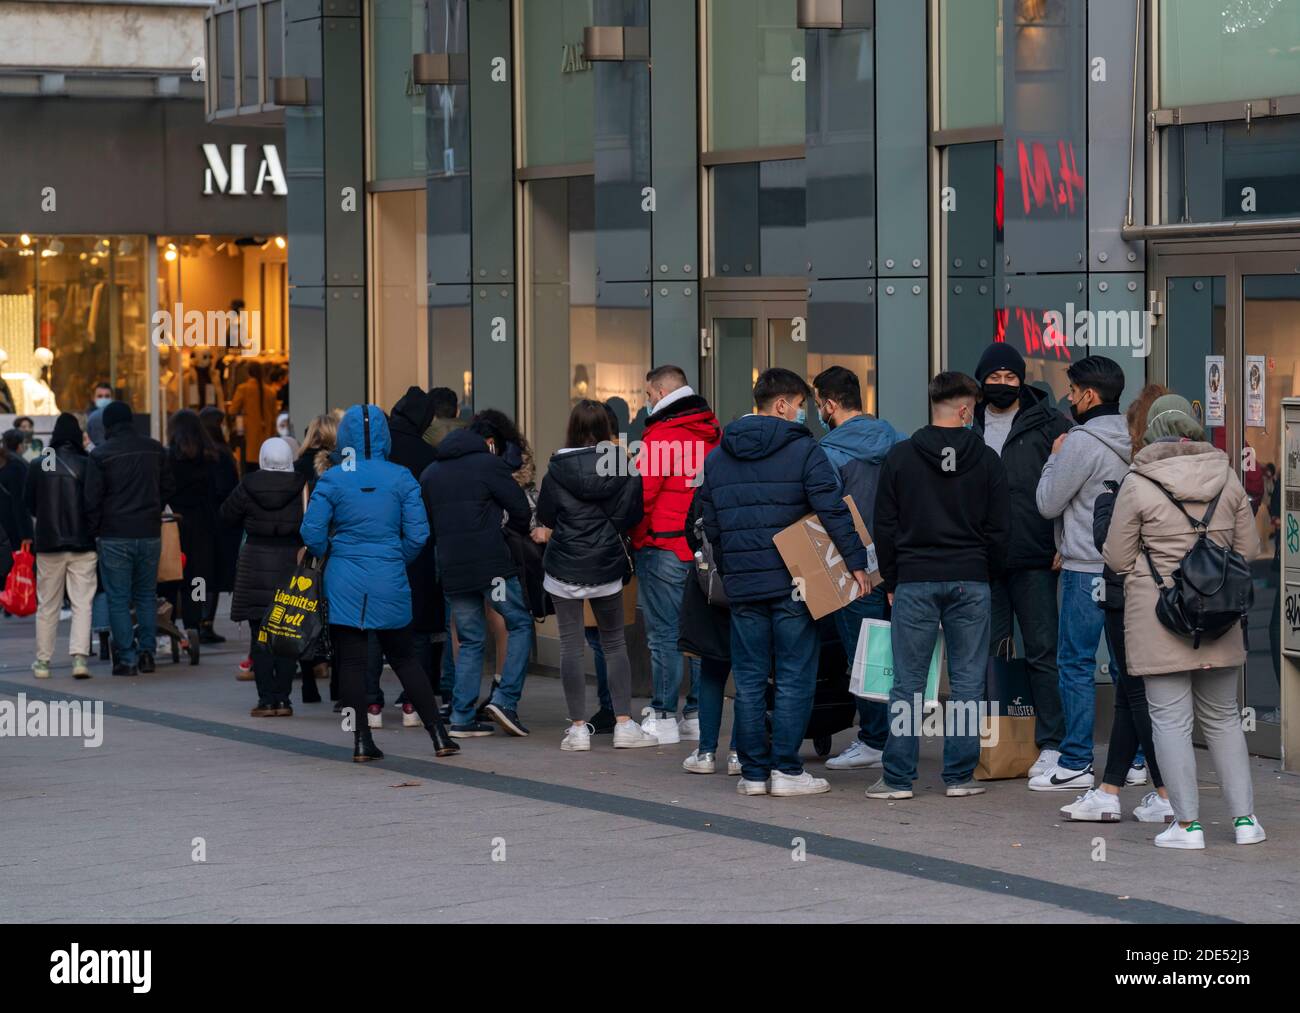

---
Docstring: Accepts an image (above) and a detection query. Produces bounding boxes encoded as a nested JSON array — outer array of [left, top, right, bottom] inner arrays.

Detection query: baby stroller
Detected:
[[151, 596, 201, 666], [765, 616, 857, 759]]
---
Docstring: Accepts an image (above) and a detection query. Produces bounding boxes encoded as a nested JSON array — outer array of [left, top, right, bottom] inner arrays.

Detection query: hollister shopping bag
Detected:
[[975, 640, 1039, 781], [259, 555, 329, 660], [848, 618, 942, 711]]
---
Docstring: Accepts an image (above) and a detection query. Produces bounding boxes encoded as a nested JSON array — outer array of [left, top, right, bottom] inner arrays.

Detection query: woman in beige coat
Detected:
[[1102, 395, 1265, 851]]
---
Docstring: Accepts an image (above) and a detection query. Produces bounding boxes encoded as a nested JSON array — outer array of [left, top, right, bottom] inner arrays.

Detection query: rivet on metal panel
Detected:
[[912, 286, 921, 296], [885, 259, 895, 269], [1098, 252, 1109, 263], [954, 259, 963, 269], [1099, 282, 1109, 293], [684, 288, 693, 296], [1128, 281, 1138, 291], [954, 285, 963, 295], [979, 286, 988, 295], [912, 259, 922, 269], [1128, 252, 1138, 262], [885, 286, 895, 296]]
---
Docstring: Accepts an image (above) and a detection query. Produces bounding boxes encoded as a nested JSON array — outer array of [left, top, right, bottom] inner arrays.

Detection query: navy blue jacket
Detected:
[[420, 428, 530, 595], [699, 415, 869, 604]]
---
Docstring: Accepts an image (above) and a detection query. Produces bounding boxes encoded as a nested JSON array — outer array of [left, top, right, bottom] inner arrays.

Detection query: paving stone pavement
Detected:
[[1, 614, 1296, 924]]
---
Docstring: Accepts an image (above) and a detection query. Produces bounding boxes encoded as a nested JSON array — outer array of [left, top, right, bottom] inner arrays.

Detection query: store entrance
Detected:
[[1154, 245, 1300, 757]]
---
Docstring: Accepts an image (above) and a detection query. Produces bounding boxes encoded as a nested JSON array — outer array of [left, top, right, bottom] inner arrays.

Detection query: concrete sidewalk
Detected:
[[1, 613, 1296, 923]]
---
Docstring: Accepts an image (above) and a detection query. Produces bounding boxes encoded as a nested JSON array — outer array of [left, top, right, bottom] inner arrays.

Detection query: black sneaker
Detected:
[[137, 651, 156, 674], [449, 720, 496, 739], [484, 703, 529, 737], [111, 663, 138, 677], [588, 707, 616, 735]]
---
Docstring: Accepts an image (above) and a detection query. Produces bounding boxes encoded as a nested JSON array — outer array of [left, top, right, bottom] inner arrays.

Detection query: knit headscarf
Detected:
[[258, 437, 295, 473], [1144, 394, 1206, 444]]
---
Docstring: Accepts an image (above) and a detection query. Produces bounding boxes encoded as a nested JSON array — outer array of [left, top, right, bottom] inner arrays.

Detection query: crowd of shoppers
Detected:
[[16, 355, 1269, 851]]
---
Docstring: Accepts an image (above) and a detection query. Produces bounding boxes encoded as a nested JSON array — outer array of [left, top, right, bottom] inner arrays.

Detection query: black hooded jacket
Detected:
[[537, 447, 643, 587], [85, 421, 175, 539], [388, 388, 443, 631], [973, 383, 1071, 570], [220, 467, 307, 623], [873, 425, 1010, 591], [24, 417, 94, 553]]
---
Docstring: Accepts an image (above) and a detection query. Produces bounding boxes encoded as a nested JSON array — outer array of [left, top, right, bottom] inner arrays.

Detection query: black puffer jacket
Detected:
[[24, 445, 94, 553], [85, 422, 175, 539], [973, 383, 1071, 570], [220, 468, 307, 624], [388, 388, 443, 632], [537, 447, 643, 586], [420, 428, 530, 595]]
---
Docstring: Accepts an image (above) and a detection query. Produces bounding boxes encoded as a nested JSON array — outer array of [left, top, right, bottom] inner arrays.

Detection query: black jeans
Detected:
[[332, 624, 441, 731], [990, 568, 1064, 751], [1100, 609, 1163, 790], [364, 630, 438, 708], [249, 620, 298, 705]]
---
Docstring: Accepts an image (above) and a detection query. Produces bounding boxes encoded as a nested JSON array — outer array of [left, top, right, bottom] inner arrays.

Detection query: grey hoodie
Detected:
[[1035, 412, 1131, 573]]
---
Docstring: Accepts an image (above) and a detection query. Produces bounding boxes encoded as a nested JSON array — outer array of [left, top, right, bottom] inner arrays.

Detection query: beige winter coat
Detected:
[[1102, 441, 1258, 676]]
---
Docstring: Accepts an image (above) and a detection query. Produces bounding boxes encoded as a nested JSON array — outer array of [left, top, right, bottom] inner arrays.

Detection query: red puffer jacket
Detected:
[[631, 394, 721, 561]]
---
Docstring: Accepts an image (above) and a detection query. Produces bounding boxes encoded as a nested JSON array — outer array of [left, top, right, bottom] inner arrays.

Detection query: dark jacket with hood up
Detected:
[[388, 387, 444, 632], [699, 415, 868, 604], [85, 420, 175, 540], [873, 426, 1010, 592], [24, 415, 94, 554], [221, 465, 307, 623], [420, 427, 530, 595], [537, 446, 643, 587], [973, 383, 1071, 570]]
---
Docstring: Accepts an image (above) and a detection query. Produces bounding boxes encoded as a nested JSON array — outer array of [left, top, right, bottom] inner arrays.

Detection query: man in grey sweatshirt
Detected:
[[1032, 356, 1131, 792]]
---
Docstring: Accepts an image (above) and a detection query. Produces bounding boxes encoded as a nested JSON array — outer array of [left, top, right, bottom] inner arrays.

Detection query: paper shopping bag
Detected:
[[975, 642, 1040, 781], [849, 618, 942, 711]]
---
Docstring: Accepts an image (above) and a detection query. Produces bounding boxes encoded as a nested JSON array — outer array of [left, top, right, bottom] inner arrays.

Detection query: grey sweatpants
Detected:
[[1143, 667, 1254, 823], [554, 592, 631, 720]]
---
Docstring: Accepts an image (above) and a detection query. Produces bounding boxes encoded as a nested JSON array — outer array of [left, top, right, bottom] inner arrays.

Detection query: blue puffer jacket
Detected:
[[699, 414, 869, 604], [301, 404, 429, 629]]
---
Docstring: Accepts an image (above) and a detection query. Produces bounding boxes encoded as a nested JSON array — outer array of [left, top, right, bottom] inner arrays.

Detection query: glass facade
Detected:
[[938, 0, 1003, 129], [708, 0, 805, 151], [1166, 114, 1300, 222], [521, 0, 595, 168], [370, 0, 428, 181], [1160, 0, 1300, 108]]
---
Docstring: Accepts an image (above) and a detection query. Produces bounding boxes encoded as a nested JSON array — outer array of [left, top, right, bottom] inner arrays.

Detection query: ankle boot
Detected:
[[426, 717, 460, 758], [302, 670, 322, 704], [353, 726, 384, 763]]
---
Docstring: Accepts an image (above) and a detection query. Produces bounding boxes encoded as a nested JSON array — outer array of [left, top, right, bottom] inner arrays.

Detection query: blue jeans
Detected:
[[1057, 569, 1106, 772], [730, 596, 819, 781], [446, 578, 534, 725], [97, 537, 161, 667], [882, 581, 991, 789], [440, 597, 455, 698], [834, 587, 890, 750], [589, 627, 613, 713], [697, 655, 737, 755], [636, 547, 699, 717]]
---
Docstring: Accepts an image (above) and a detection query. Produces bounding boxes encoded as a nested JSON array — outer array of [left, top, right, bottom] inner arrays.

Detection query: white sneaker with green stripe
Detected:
[[1234, 815, 1266, 846], [1154, 820, 1205, 850]]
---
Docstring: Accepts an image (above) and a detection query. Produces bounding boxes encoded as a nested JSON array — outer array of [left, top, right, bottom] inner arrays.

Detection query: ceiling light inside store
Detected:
[[19, 234, 31, 246], [89, 256, 99, 265], [274, 236, 286, 249]]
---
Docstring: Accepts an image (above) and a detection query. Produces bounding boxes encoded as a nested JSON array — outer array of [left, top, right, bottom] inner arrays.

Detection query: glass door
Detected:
[[703, 291, 807, 424]]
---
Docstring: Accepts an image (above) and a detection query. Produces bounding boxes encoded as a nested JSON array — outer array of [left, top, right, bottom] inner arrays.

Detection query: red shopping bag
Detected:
[[0, 540, 36, 616]]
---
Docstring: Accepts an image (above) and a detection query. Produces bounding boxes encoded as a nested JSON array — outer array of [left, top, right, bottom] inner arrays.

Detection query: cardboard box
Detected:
[[773, 496, 883, 621]]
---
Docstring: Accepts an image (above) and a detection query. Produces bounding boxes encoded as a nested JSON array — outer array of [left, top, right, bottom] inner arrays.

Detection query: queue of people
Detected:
[[17, 355, 1268, 851]]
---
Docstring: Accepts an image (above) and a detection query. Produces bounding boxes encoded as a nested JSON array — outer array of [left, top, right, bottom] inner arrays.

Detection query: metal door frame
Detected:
[[701, 282, 808, 416]]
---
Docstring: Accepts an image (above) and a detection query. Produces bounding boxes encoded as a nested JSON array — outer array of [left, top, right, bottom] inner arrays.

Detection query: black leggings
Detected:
[[249, 620, 299, 705], [332, 625, 440, 731], [1101, 609, 1164, 790]]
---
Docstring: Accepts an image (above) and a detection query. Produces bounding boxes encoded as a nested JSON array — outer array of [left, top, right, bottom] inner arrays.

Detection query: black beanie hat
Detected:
[[102, 400, 133, 430], [50, 412, 83, 450], [975, 342, 1026, 384]]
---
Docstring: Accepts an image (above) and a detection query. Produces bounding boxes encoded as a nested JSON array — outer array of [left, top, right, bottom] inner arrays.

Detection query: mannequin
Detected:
[[21, 346, 59, 415], [0, 349, 16, 414]]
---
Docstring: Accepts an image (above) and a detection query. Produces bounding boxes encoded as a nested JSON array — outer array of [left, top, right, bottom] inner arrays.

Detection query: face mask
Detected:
[[277, 424, 291, 438], [95, 397, 111, 411], [982, 383, 1019, 410], [794, 407, 807, 426], [1069, 393, 1090, 423]]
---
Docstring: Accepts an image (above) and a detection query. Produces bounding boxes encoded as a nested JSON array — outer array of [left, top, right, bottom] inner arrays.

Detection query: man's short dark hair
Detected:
[[429, 387, 459, 420], [928, 372, 980, 405], [1067, 356, 1126, 405], [93, 380, 112, 393], [2, 429, 24, 453], [646, 365, 689, 388], [753, 368, 811, 412], [813, 366, 863, 412]]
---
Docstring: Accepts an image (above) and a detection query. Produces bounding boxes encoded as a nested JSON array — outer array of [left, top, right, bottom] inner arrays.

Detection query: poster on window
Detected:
[[1246, 356, 1267, 429], [1205, 356, 1226, 427]]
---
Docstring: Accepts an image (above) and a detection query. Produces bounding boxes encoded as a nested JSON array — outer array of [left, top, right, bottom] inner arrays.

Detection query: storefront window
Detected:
[[264, 1, 283, 97], [938, 0, 1003, 130], [1160, 0, 1300, 108], [0, 234, 149, 419], [240, 5, 259, 106], [217, 11, 237, 109], [521, 0, 595, 168], [708, 0, 804, 151], [713, 159, 806, 277], [371, 191, 429, 412], [1166, 114, 1300, 222], [370, 0, 427, 181]]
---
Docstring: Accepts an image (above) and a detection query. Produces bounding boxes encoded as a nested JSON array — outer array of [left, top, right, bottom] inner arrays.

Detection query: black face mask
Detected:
[[982, 383, 1020, 410]]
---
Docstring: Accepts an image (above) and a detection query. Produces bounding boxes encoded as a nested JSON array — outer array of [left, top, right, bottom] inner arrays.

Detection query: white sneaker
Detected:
[[1126, 763, 1149, 786], [561, 723, 593, 752], [401, 704, 420, 728], [1234, 815, 1266, 845], [825, 740, 883, 770], [1059, 788, 1122, 822], [736, 778, 768, 796], [727, 751, 742, 776], [1155, 821, 1205, 850], [614, 719, 659, 749], [677, 717, 700, 741], [367, 708, 382, 730], [640, 707, 680, 745], [769, 770, 831, 797], [682, 749, 715, 774], [1028, 748, 1061, 779], [1133, 791, 1176, 824], [1028, 763, 1094, 792]]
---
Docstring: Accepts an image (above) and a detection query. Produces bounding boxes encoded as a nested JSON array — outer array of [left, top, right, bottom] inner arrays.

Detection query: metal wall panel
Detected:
[[326, 286, 367, 408], [652, 283, 700, 389], [285, 14, 324, 289], [322, 14, 365, 290], [1090, 272, 1148, 411], [1087, 0, 1144, 273], [875, 0, 927, 278], [289, 284, 326, 434], [469, 0, 514, 285], [472, 285, 516, 412], [878, 277, 930, 435]]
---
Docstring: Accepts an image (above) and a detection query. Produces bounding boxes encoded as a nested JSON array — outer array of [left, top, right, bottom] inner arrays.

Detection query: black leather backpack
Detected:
[[1138, 474, 1254, 649]]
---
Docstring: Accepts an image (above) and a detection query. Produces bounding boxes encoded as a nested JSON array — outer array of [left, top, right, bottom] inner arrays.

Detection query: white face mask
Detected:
[[277, 423, 291, 438]]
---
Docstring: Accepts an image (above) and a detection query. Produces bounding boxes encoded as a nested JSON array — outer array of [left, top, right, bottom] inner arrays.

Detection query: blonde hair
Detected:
[[300, 412, 340, 475]]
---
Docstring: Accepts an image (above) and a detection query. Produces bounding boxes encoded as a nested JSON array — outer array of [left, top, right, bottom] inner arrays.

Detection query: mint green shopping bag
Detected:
[[848, 618, 942, 710]]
